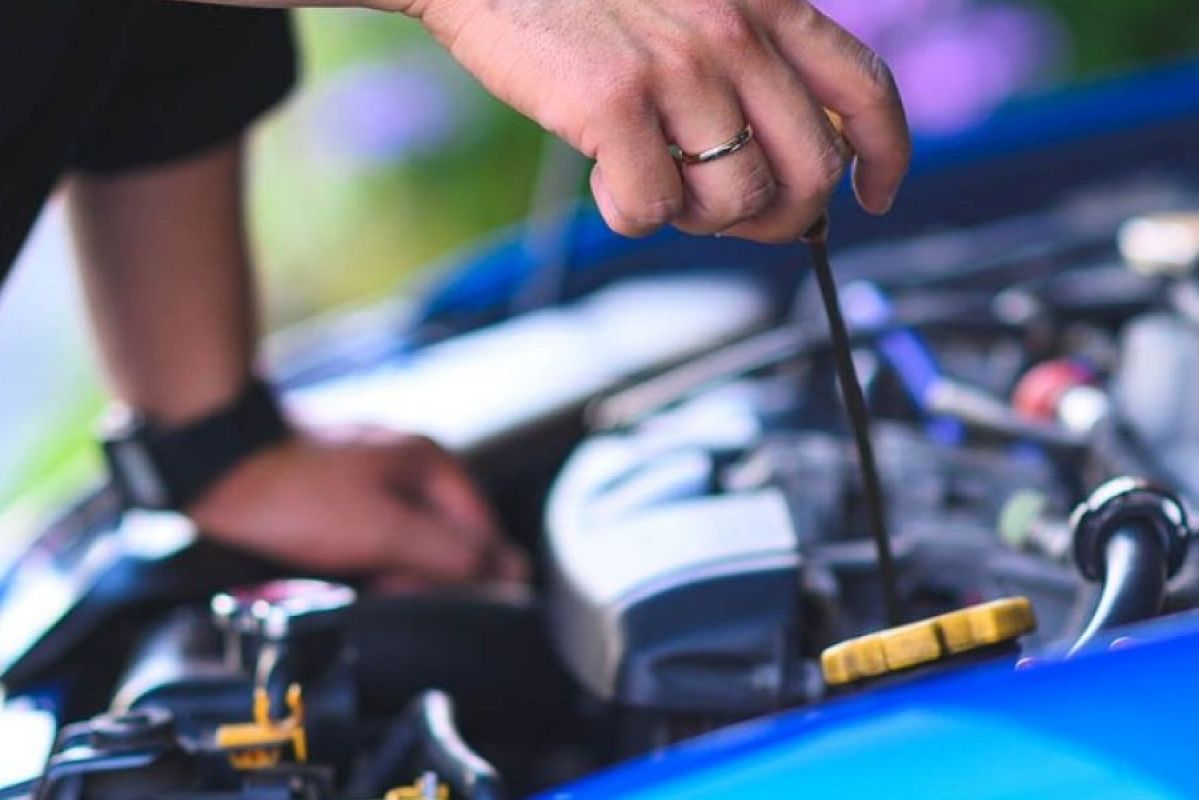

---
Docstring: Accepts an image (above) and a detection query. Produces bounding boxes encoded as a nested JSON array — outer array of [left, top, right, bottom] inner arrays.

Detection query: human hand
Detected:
[[187, 426, 529, 591], [392, 0, 909, 242]]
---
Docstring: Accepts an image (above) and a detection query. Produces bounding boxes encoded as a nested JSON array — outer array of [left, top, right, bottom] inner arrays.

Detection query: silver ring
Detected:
[[669, 125, 753, 165]]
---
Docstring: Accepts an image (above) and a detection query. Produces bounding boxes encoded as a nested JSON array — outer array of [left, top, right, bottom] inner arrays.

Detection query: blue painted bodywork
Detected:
[[413, 60, 1199, 334], [543, 614, 1199, 800]]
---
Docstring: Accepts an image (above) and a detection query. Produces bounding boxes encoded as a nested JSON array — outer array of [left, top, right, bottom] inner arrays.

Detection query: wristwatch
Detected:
[[100, 376, 289, 511]]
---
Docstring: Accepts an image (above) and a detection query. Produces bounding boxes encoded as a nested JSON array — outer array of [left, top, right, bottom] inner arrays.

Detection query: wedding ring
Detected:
[[669, 125, 754, 165]]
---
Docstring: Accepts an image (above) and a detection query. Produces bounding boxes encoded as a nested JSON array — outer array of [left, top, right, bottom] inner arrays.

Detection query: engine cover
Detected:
[[545, 388, 802, 715]]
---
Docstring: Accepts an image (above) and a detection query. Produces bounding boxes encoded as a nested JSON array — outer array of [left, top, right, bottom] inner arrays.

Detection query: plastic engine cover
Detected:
[[544, 391, 801, 714]]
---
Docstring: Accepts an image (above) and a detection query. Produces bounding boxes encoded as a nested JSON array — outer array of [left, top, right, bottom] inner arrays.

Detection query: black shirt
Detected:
[[0, 0, 296, 280]]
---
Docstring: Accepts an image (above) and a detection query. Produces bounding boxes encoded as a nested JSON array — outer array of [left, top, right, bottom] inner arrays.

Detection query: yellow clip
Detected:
[[821, 597, 1036, 687], [215, 684, 309, 770], [385, 773, 450, 800]]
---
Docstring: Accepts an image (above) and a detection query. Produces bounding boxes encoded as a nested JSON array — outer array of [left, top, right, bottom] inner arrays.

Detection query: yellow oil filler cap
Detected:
[[821, 597, 1036, 687]]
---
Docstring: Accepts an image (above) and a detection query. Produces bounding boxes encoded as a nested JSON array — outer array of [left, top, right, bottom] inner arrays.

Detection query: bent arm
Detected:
[[68, 141, 257, 425], [66, 140, 526, 584]]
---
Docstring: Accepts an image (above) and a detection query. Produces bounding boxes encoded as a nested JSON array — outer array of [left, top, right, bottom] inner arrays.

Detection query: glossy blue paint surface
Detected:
[[907, 59, 1199, 175], [539, 613, 1199, 800]]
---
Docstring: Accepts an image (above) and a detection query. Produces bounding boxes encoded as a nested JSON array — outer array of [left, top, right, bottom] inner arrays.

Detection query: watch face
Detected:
[[98, 403, 143, 438], [100, 404, 170, 509], [103, 438, 169, 510]]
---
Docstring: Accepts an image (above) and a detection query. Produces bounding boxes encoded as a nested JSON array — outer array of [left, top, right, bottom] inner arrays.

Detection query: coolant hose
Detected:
[[1067, 477, 1190, 656], [1068, 523, 1167, 655]]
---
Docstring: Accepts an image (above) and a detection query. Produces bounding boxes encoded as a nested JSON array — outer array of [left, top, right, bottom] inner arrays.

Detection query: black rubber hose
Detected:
[[1068, 523, 1167, 655], [346, 713, 419, 797]]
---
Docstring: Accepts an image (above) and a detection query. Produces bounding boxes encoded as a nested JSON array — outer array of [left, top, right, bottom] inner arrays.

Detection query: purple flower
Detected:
[[814, 0, 1066, 134], [816, 0, 956, 48], [297, 53, 480, 170]]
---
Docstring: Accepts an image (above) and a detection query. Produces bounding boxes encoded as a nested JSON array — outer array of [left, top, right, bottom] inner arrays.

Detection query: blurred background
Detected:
[[0, 0, 1197, 526]]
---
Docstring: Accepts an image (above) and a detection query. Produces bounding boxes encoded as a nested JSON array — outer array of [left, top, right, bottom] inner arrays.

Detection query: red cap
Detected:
[[1012, 360, 1094, 421]]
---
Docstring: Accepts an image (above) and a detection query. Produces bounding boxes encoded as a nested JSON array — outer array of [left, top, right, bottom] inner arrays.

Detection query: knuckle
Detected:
[[784, 0, 821, 35], [652, 41, 708, 84], [699, 5, 760, 49], [599, 54, 655, 110]]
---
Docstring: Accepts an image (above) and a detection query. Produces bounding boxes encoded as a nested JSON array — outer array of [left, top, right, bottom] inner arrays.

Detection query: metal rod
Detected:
[[805, 216, 902, 626]]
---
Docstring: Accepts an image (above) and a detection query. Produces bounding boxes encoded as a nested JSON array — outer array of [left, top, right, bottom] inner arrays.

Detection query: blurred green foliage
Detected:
[[251, 10, 549, 324], [1043, 0, 1199, 75]]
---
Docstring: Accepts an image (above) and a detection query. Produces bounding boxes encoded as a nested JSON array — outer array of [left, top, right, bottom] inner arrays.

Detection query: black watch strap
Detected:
[[102, 377, 289, 511]]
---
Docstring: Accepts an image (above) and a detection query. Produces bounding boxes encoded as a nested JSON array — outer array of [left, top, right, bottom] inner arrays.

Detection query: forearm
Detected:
[[67, 142, 260, 425], [65, 139, 522, 583]]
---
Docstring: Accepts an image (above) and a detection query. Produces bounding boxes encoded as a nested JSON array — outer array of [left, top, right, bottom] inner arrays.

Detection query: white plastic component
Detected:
[[1118, 212, 1199, 277], [0, 703, 56, 786], [285, 275, 768, 451]]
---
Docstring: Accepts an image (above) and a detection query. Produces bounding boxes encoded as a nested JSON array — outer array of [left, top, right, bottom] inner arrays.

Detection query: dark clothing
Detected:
[[0, 1, 296, 279]]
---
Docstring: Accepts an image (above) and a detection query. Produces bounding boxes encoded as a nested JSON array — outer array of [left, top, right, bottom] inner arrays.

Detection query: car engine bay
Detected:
[[4, 67, 1199, 800]]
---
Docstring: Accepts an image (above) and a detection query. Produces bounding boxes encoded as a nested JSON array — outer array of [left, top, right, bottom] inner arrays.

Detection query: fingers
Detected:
[[379, 503, 529, 585], [378, 502, 507, 583], [401, 436, 499, 536], [369, 548, 527, 596], [378, 436, 531, 583], [369, 572, 431, 595], [723, 47, 849, 242], [772, 2, 910, 213], [586, 8, 906, 240], [657, 72, 776, 235], [589, 95, 683, 238]]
